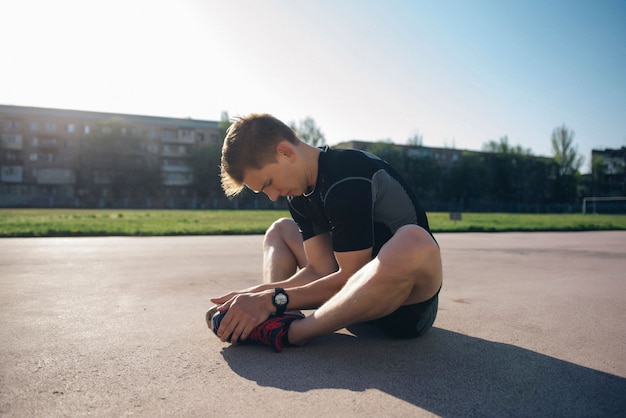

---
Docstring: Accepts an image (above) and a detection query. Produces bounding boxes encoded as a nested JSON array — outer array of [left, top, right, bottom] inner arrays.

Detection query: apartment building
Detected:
[[0, 105, 221, 207], [591, 147, 626, 196], [335, 140, 469, 168]]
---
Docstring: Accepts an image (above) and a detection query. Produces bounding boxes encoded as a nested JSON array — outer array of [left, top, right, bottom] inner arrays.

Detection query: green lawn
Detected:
[[0, 209, 624, 237], [426, 212, 626, 232]]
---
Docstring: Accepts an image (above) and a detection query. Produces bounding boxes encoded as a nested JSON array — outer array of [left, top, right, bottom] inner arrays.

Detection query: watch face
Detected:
[[275, 293, 288, 306]]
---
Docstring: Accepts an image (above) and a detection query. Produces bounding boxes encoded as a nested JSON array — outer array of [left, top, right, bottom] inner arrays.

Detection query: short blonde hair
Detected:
[[220, 113, 299, 196]]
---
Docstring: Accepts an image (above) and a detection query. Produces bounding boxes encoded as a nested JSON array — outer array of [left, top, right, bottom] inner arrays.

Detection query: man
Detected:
[[207, 113, 442, 352]]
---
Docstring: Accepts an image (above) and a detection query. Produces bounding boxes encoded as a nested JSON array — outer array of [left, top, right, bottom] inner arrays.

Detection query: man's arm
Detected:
[[212, 232, 337, 302], [285, 245, 371, 309], [239, 233, 371, 309], [259, 232, 339, 290], [217, 232, 369, 308], [208, 233, 335, 342], [210, 232, 372, 343]]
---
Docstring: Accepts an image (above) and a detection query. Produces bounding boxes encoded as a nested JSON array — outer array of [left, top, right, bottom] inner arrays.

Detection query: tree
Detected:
[[190, 143, 222, 200], [407, 132, 423, 147], [406, 154, 442, 202], [590, 155, 607, 197], [551, 125, 583, 176], [482, 135, 531, 155], [479, 136, 535, 209], [367, 142, 406, 174], [218, 111, 231, 140], [443, 153, 492, 210], [550, 125, 584, 205], [290, 117, 326, 146]]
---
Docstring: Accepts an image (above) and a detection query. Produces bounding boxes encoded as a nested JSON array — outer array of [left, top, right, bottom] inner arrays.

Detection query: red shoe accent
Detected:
[[244, 313, 304, 352]]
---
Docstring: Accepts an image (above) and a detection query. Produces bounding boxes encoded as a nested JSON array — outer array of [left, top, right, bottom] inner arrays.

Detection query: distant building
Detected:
[[335, 140, 474, 168], [0, 105, 221, 207], [591, 146, 626, 197]]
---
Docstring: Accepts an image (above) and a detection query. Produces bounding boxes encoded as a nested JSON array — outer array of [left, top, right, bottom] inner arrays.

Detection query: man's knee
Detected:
[[376, 225, 442, 299], [264, 218, 299, 245], [380, 225, 439, 265]]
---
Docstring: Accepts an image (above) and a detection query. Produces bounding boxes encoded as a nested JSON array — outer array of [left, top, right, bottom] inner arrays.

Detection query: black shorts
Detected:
[[372, 289, 440, 339]]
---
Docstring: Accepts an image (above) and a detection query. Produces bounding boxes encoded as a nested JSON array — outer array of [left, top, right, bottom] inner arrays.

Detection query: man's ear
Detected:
[[276, 141, 296, 160]]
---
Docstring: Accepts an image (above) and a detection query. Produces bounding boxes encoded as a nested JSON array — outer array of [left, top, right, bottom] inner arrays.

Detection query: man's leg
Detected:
[[288, 225, 442, 346], [262, 218, 307, 283], [207, 218, 303, 333], [209, 218, 307, 352]]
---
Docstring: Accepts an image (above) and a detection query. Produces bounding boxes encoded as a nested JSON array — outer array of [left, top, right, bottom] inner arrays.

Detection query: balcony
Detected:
[[161, 162, 192, 173], [36, 168, 75, 185], [1, 134, 23, 150], [162, 172, 193, 186], [38, 138, 60, 149], [160, 129, 197, 145], [161, 146, 188, 157], [1, 165, 23, 182]]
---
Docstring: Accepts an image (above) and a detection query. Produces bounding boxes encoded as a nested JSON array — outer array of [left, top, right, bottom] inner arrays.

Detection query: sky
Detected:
[[2, 0, 625, 173]]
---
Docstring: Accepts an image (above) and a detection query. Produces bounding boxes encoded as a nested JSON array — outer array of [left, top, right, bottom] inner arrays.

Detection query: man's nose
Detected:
[[264, 189, 279, 202]]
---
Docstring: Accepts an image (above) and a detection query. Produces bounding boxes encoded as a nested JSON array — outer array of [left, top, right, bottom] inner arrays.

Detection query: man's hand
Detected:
[[209, 291, 274, 343]]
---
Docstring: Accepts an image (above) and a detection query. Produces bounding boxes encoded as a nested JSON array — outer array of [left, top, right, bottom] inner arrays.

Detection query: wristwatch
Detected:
[[273, 288, 289, 315]]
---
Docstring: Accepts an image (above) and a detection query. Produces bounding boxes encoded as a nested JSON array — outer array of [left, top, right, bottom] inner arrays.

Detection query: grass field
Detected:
[[0, 209, 625, 237]]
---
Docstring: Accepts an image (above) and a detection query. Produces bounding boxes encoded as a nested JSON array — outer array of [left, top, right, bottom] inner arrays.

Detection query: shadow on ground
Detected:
[[220, 327, 626, 417]]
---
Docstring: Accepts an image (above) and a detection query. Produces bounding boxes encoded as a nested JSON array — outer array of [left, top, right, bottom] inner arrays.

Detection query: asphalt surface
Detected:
[[1, 231, 625, 417]]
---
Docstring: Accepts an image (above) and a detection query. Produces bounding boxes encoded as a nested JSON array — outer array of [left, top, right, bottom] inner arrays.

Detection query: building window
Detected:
[[1, 134, 23, 148], [1, 166, 23, 182], [67, 123, 75, 133], [84, 125, 90, 134], [41, 138, 58, 147], [45, 123, 57, 132], [30, 122, 39, 131], [3, 120, 21, 130], [42, 153, 54, 162]]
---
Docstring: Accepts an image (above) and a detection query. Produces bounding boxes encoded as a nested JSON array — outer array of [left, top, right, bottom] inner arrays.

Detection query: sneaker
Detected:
[[206, 306, 219, 329], [206, 306, 304, 352], [206, 306, 232, 341], [245, 312, 305, 352]]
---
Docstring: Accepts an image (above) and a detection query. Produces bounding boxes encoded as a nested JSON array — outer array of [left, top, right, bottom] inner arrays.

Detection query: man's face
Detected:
[[242, 148, 307, 202]]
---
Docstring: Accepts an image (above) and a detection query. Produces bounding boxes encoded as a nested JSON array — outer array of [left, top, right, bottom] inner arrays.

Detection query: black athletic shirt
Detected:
[[288, 147, 432, 256]]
